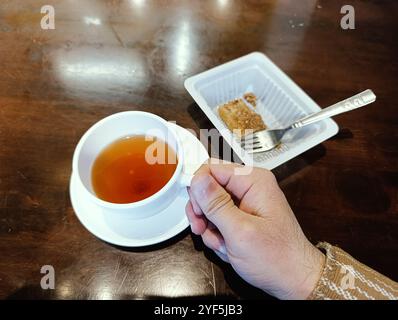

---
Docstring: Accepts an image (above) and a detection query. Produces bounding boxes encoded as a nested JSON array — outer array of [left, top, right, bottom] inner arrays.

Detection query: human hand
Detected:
[[186, 159, 325, 300]]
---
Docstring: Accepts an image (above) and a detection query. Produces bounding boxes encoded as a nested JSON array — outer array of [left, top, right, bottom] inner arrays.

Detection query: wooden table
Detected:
[[0, 0, 397, 299]]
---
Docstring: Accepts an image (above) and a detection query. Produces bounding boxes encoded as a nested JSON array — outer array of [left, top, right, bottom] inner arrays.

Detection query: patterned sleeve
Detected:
[[308, 242, 398, 300]]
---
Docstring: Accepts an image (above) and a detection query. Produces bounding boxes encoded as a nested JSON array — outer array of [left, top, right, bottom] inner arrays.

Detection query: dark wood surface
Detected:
[[0, 0, 397, 299]]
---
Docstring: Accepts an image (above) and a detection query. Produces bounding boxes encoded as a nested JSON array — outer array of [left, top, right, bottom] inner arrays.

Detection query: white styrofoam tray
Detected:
[[184, 52, 339, 169]]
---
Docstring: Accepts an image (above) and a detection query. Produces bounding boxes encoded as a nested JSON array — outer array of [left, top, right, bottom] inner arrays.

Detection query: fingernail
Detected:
[[188, 189, 202, 216], [191, 174, 211, 200], [218, 244, 227, 255]]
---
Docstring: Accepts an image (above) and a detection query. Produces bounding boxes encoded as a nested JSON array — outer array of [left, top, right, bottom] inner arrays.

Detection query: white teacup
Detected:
[[72, 111, 193, 219]]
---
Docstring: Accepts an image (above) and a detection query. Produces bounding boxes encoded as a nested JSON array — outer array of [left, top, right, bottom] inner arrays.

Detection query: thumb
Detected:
[[190, 172, 243, 235]]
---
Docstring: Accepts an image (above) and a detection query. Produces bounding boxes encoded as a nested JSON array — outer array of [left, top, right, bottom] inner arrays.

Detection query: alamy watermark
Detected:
[[341, 5, 355, 30], [39, 5, 356, 31], [340, 265, 356, 290], [40, 265, 55, 289], [143, 125, 255, 176], [40, 5, 55, 30]]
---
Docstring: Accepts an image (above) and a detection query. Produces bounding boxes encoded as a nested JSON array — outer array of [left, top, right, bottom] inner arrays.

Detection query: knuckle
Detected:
[[206, 192, 233, 217], [262, 168, 276, 180], [253, 167, 277, 184]]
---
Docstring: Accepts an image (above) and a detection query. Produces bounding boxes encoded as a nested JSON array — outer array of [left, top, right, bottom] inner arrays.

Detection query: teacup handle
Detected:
[[179, 173, 194, 188]]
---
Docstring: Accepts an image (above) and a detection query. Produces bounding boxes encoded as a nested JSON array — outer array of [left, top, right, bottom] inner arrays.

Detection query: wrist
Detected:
[[275, 242, 325, 300], [291, 244, 325, 300]]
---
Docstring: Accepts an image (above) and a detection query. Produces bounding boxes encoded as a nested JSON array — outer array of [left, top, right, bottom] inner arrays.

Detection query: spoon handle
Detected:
[[290, 89, 376, 129]]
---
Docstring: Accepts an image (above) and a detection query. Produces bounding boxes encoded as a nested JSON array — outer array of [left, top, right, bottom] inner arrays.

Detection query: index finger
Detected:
[[195, 159, 266, 201]]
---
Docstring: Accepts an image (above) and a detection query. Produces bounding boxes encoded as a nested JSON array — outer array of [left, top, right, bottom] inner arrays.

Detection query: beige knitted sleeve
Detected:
[[308, 242, 398, 300]]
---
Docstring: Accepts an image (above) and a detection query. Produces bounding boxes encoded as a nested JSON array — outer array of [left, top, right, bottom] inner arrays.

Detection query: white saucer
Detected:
[[69, 123, 209, 247]]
